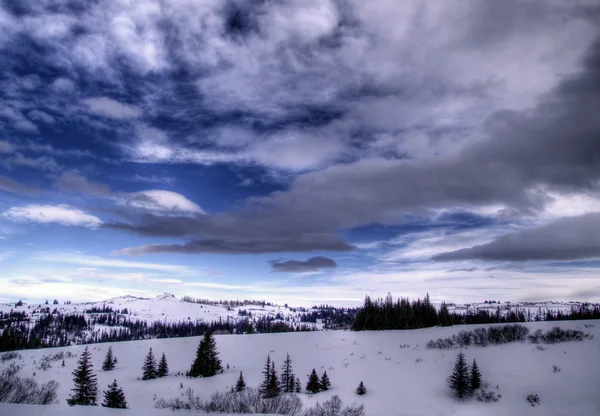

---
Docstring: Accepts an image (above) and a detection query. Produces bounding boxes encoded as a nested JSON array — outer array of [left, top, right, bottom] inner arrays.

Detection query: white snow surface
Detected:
[[1, 319, 599, 416]]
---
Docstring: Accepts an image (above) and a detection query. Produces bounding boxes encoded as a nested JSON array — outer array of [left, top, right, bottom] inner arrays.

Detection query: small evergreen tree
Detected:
[[157, 353, 169, 377], [295, 376, 302, 393], [306, 369, 321, 394], [280, 353, 295, 393], [101, 379, 128, 409], [102, 346, 116, 371], [66, 346, 98, 406], [142, 347, 157, 380], [235, 371, 246, 392], [447, 351, 471, 399], [320, 371, 331, 391], [470, 359, 481, 391], [356, 381, 366, 395], [189, 331, 222, 377]]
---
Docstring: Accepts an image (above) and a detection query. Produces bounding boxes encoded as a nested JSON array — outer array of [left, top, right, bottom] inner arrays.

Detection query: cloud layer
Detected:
[[270, 256, 337, 273]]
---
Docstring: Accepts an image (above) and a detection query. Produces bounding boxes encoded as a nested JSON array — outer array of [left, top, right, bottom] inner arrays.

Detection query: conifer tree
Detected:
[[235, 371, 246, 392], [142, 347, 157, 380], [439, 302, 453, 327], [101, 379, 128, 409], [259, 355, 272, 396], [469, 359, 481, 391], [306, 369, 321, 394], [266, 360, 281, 398], [157, 353, 169, 377], [447, 351, 471, 399], [66, 346, 98, 406], [280, 353, 295, 393], [189, 331, 222, 377], [320, 371, 331, 391], [102, 346, 116, 371], [295, 376, 302, 393], [356, 381, 366, 395]]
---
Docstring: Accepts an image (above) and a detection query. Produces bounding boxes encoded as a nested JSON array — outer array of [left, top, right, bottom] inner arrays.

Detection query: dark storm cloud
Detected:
[[116, 236, 353, 255], [269, 256, 337, 273], [433, 213, 600, 262]]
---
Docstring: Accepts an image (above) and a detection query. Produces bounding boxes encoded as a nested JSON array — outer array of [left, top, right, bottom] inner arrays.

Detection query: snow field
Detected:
[[1, 319, 599, 415]]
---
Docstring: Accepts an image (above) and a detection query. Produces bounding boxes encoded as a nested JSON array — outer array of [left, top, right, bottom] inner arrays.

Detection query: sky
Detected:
[[1, 0, 600, 306]]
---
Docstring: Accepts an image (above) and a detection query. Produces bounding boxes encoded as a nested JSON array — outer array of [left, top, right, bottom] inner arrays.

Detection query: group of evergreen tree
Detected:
[[188, 331, 222, 378], [66, 346, 127, 408], [447, 351, 482, 399], [142, 348, 169, 380], [305, 369, 331, 394], [259, 355, 281, 398], [352, 293, 440, 330]]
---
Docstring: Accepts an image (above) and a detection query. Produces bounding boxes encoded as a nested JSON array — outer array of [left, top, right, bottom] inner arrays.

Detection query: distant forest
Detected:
[[352, 293, 600, 331], [1, 295, 600, 352]]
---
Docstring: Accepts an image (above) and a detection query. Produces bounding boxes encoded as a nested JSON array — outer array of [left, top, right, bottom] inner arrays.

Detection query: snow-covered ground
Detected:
[[1, 319, 598, 415]]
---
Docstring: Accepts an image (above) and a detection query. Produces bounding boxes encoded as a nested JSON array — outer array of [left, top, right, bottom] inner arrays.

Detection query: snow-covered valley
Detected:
[[1, 319, 598, 416]]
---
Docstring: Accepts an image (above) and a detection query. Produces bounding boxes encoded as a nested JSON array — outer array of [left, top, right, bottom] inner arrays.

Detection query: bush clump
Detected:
[[528, 327, 592, 344], [427, 324, 530, 349], [156, 387, 303, 415], [0, 367, 59, 404]]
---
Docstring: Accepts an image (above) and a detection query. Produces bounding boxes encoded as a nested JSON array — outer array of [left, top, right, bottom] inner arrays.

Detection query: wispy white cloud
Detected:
[[83, 97, 141, 119], [3, 205, 102, 228], [33, 252, 191, 273]]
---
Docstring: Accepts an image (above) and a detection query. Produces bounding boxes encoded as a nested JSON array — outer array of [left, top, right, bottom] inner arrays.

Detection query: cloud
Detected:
[[3, 204, 103, 228], [7, 153, 63, 172], [270, 256, 337, 273], [0, 175, 41, 196], [54, 170, 111, 196], [27, 110, 55, 124], [119, 190, 205, 215], [130, 174, 176, 185], [433, 213, 600, 262], [34, 252, 190, 273], [0, 140, 15, 153], [116, 235, 354, 255], [83, 97, 141, 119]]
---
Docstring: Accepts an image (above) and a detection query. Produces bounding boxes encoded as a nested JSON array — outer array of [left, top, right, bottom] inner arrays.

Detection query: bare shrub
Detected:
[[0, 352, 22, 363], [303, 395, 365, 416], [552, 365, 561, 373], [527, 394, 540, 406], [528, 327, 591, 344], [156, 387, 303, 415], [474, 388, 501, 402], [0, 368, 59, 404]]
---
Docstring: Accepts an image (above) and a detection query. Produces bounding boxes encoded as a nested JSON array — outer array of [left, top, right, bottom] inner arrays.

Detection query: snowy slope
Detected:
[[0, 294, 307, 325], [1, 320, 599, 416]]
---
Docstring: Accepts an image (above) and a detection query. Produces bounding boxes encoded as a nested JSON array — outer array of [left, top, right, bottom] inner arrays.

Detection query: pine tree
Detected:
[[306, 369, 321, 394], [259, 355, 272, 396], [356, 381, 366, 395], [189, 331, 222, 377], [101, 379, 128, 409], [280, 353, 295, 393], [439, 302, 453, 327], [266, 360, 281, 398], [157, 353, 169, 377], [470, 359, 481, 391], [102, 346, 116, 371], [66, 346, 98, 406], [235, 371, 246, 392], [320, 371, 331, 391], [142, 347, 157, 380], [295, 376, 302, 393], [447, 351, 471, 399]]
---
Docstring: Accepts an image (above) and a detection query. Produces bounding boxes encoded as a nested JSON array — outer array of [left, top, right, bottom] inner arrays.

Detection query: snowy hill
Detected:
[[1, 319, 598, 415]]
